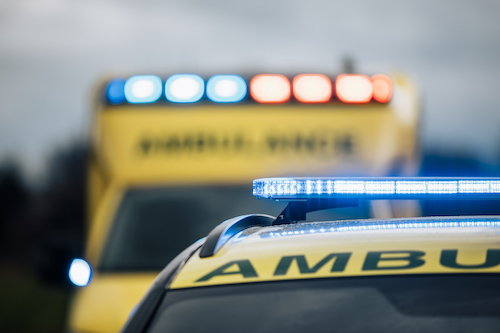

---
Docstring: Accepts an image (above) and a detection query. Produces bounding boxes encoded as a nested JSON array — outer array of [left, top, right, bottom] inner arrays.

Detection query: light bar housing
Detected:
[[253, 177, 500, 200], [106, 73, 394, 104]]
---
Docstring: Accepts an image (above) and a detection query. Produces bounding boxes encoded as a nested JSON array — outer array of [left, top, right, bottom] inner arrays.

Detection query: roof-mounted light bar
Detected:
[[107, 73, 393, 104], [253, 177, 500, 200]]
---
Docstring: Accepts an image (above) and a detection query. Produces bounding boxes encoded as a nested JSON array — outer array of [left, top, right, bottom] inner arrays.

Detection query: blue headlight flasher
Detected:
[[124, 75, 162, 103], [106, 78, 126, 104], [206, 75, 247, 103], [68, 258, 92, 287], [165, 74, 204, 103], [253, 177, 500, 200]]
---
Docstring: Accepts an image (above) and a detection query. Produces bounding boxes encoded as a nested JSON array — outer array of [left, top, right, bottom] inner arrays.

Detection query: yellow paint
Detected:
[[170, 226, 500, 289], [68, 273, 156, 333], [94, 104, 417, 184]]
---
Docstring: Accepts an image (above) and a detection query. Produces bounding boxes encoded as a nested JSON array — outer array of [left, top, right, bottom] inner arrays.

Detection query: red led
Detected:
[[372, 74, 392, 103], [292, 74, 332, 103], [335, 74, 373, 103], [250, 75, 291, 103]]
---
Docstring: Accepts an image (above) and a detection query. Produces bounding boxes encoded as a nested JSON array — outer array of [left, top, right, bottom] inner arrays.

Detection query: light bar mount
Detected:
[[274, 198, 358, 224]]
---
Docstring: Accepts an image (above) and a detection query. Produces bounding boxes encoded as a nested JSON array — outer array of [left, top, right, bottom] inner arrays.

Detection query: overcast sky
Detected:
[[1, 0, 500, 176]]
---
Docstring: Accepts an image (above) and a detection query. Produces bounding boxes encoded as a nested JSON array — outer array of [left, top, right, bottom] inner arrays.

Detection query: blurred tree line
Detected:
[[0, 141, 87, 274], [0, 141, 87, 333]]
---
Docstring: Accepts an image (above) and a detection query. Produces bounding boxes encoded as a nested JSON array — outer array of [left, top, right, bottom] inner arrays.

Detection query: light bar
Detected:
[[206, 75, 247, 103], [124, 75, 162, 103], [68, 258, 92, 287], [292, 74, 332, 103], [250, 74, 291, 103], [165, 74, 204, 103], [253, 177, 500, 200], [335, 74, 373, 103], [372, 74, 392, 103], [260, 217, 500, 239], [106, 78, 126, 104]]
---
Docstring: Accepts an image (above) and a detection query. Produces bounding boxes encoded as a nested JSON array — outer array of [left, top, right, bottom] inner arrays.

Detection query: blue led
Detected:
[[206, 75, 247, 103], [165, 74, 204, 103], [106, 78, 126, 104], [124, 75, 162, 103]]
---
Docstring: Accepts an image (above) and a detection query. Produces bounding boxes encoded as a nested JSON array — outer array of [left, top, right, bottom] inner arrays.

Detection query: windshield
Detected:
[[99, 185, 372, 272], [147, 275, 500, 333]]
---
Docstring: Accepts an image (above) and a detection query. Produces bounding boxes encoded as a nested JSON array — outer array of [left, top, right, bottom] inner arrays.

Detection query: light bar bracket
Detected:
[[275, 199, 358, 224]]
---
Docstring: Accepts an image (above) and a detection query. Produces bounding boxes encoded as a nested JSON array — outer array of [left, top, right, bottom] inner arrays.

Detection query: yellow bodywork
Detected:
[[171, 221, 500, 289], [69, 274, 155, 333], [68, 72, 420, 333]]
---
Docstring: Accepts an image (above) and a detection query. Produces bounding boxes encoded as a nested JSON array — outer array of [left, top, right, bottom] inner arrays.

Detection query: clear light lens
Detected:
[[253, 178, 500, 199], [165, 74, 204, 103], [206, 75, 247, 102], [335, 74, 373, 103], [292, 74, 332, 103], [124, 75, 162, 103], [372, 74, 392, 103], [107, 78, 126, 104], [250, 74, 291, 103], [68, 259, 92, 287]]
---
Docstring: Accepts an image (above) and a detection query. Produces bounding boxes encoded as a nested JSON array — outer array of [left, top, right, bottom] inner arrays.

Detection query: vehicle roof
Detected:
[[169, 215, 500, 289]]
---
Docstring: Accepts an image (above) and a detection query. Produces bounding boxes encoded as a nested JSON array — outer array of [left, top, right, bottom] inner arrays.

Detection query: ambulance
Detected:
[[121, 176, 500, 333], [67, 72, 419, 332]]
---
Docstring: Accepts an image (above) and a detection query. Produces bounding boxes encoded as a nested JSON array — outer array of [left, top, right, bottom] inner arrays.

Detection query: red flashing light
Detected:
[[250, 75, 291, 103], [372, 74, 392, 103], [335, 74, 373, 103], [292, 74, 332, 103]]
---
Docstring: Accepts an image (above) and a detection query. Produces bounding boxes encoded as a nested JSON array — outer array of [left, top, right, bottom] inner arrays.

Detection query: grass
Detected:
[[0, 269, 70, 333]]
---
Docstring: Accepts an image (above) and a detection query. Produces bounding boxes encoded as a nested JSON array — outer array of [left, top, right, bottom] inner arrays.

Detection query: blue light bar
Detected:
[[106, 78, 126, 104], [253, 177, 500, 200], [206, 75, 247, 103], [165, 74, 204, 103], [260, 217, 500, 239], [124, 75, 162, 103]]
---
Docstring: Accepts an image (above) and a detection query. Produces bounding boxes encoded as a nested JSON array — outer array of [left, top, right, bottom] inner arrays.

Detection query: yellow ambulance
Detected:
[[67, 72, 419, 333], [121, 176, 500, 333]]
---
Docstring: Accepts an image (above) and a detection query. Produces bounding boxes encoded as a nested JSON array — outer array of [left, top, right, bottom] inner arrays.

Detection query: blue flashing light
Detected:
[[68, 258, 92, 287], [165, 74, 204, 103], [124, 75, 162, 103], [206, 75, 247, 103], [260, 217, 500, 239], [106, 78, 126, 104], [253, 177, 500, 200]]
